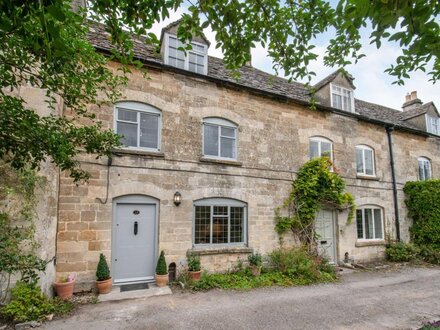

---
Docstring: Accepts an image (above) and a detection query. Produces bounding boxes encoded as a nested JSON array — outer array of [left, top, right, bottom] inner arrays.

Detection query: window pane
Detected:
[[332, 94, 342, 109], [230, 207, 244, 243], [117, 122, 137, 147], [321, 142, 332, 158], [212, 216, 228, 244], [213, 206, 228, 216], [189, 63, 196, 72], [176, 58, 185, 69], [139, 113, 159, 149], [169, 36, 177, 47], [424, 162, 431, 180], [356, 209, 363, 239], [220, 137, 235, 158], [374, 209, 383, 239], [118, 109, 137, 122], [418, 161, 425, 180], [221, 126, 235, 137], [310, 140, 319, 159], [195, 206, 211, 244], [189, 53, 196, 64], [356, 148, 364, 174], [204, 124, 219, 156], [365, 149, 374, 175], [365, 209, 373, 239]]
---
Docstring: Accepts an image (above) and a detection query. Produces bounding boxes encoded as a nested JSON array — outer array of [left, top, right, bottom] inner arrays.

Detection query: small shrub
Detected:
[[386, 242, 420, 262], [247, 252, 263, 267], [156, 250, 167, 275], [187, 254, 201, 272], [1, 282, 72, 323], [419, 320, 440, 329], [96, 253, 110, 281], [418, 245, 440, 265]]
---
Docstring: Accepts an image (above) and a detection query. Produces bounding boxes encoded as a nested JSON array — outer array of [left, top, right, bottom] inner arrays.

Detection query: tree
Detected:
[[1, 0, 438, 181]]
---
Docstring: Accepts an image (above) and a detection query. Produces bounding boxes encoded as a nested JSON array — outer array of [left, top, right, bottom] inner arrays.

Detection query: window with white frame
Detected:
[[114, 102, 161, 151], [309, 136, 333, 160], [356, 145, 375, 176], [331, 84, 354, 112], [418, 157, 431, 181], [194, 198, 247, 245], [203, 118, 237, 160], [426, 115, 440, 135], [165, 34, 207, 75], [356, 206, 384, 240]]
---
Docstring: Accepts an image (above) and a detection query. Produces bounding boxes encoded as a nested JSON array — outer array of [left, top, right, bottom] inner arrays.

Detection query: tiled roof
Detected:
[[398, 102, 438, 121], [86, 22, 429, 134]]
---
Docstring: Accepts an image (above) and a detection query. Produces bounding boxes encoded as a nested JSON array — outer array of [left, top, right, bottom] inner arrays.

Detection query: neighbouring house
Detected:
[[24, 20, 439, 291]]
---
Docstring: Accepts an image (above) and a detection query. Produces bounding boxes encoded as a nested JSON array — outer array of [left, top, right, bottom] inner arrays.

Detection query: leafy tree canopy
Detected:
[[0, 0, 438, 180]]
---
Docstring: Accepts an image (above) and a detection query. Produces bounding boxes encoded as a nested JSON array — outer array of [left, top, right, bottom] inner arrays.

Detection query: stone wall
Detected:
[[55, 63, 440, 288]]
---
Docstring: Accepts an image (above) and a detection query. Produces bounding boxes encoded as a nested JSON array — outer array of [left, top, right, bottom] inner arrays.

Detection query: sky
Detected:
[[149, 8, 439, 111]]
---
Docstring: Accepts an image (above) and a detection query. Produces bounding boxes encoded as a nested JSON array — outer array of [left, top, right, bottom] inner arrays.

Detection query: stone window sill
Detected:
[[200, 157, 242, 167], [355, 240, 386, 247], [189, 246, 252, 256], [356, 175, 380, 181], [112, 148, 165, 158]]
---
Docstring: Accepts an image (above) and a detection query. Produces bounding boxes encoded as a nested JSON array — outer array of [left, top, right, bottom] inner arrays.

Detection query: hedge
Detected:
[[403, 180, 440, 249]]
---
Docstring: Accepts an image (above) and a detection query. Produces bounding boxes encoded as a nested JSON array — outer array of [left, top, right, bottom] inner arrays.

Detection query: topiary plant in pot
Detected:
[[96, 253, 112, 294], [155, 250, 169, 287], [248, 252, 263, 276], [187, 254, 201, 282]]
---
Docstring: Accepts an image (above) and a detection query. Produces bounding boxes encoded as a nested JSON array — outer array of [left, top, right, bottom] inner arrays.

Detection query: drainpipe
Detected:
[[385, 126, 401, 241]]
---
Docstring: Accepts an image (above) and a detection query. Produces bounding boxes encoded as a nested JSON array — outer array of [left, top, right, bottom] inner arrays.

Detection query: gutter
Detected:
[[385, 126, 401, 241]]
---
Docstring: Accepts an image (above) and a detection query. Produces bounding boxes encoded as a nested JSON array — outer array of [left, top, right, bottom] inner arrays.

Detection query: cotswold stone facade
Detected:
[[29, 22, 440, 290]]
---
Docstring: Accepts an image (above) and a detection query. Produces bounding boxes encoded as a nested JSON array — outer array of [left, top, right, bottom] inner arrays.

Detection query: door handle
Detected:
[[134, 221, 138, 235]]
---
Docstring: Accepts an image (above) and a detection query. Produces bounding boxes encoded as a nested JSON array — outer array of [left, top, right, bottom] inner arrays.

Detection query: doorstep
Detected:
[[98, 283, 172, 302]]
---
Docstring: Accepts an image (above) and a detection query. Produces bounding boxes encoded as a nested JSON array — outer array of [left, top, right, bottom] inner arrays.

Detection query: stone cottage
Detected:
[[28, 21, 440, 291]]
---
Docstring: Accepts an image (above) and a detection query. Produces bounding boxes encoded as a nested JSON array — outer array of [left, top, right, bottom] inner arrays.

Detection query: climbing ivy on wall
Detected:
[[0, 161, 46, 303], [404, 180, 440, 249], [275, 157, 355, 251]]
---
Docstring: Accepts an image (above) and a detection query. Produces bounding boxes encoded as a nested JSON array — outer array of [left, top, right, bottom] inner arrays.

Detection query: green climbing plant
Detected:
[[275, 157, 355, 252]]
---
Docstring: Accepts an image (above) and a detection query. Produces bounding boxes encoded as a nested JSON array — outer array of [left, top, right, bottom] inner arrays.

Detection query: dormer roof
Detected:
[[398, 102, 440, 121], [159, 19, 211, 47], [313, 70, 355, 91]]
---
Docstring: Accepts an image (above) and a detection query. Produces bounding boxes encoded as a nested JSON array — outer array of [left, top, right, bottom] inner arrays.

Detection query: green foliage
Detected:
[[1, 282, 72, 323], [247, 252, 263, 267], [156, 251, 168, 275], [189, 248, 336, 291], [95, 254, 110, 281], [187, 254, 201, 272], [418, 245, 440, 265], [404, 180, 440, 249], [275, 157, 355, 250], [386, 242, 420, 262]]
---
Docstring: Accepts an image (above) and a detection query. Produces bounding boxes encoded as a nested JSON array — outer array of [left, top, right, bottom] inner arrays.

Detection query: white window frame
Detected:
[[418, 157, 432, 181], [309, 136, 333, 161], [330, 83, 355, 112], [164, 33, 208, 75], [193, 198, 247, 247], [426, 115, 440, 135], [202, 117, 238, 161], [114, 101, 162, 152], [356, 206, 384, 241], [355, 145, 376, 177]]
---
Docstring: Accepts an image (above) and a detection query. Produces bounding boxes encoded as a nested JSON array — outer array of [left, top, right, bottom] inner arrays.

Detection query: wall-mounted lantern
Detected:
[[173, 191, 182, 206]]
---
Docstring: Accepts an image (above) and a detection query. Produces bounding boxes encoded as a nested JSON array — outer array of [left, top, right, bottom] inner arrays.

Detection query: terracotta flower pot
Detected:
[[189, 270, 202, 282], [155, 273, 169, 287], [250, 265, 262, 276], [96, 277, 112, 294], [54, 280, 75, 300]]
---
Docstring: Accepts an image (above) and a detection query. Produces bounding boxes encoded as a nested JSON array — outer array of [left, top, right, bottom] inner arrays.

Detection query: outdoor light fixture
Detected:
[[173, 191, 182, 206]]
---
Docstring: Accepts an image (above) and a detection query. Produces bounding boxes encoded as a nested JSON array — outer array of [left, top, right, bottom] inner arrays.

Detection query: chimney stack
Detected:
[[402, 90, 422, 112]]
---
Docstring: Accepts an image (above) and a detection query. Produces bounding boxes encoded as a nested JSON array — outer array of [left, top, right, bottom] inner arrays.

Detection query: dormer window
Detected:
[[165, 34, 207, 75], [426, 115, 440, 135], [331, 84, 354, 112]]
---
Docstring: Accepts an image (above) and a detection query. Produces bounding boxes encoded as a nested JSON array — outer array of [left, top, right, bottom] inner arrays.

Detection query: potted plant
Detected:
[[248, 252, 263, 276], [187, 254, 201, 281], [155, 250, 169, 287], [54, 274, 75, 300], [96, 253, 112, 294]]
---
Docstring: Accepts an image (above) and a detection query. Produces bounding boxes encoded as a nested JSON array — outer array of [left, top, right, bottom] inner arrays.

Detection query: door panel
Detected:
[[113, 203, 156, 283], [315, 210, 336, 264]]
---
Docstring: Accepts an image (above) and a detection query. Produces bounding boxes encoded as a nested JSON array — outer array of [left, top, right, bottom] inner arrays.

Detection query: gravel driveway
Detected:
[[42, 266, 440, 330]]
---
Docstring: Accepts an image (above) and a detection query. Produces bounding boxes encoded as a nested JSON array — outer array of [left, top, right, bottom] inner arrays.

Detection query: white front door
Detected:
[[113, 196, 158, 283], [315, 210, 337, 264]]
